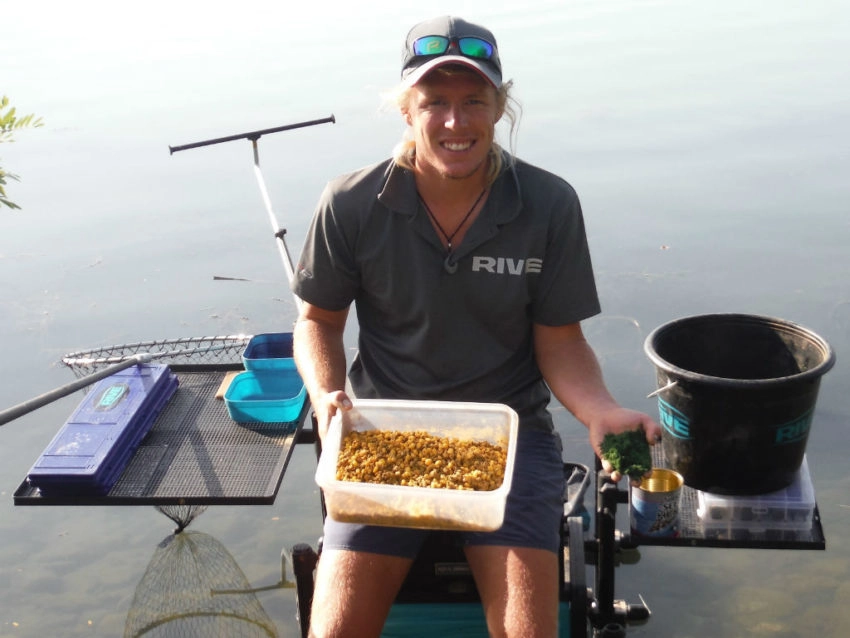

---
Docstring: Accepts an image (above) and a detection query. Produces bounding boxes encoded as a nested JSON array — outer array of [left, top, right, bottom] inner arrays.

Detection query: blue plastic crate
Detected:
[[27, 364, 178, 495]]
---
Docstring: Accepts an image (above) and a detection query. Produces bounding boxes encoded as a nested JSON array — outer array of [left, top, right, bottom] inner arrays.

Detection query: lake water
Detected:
[[2, 1, 849, 635]]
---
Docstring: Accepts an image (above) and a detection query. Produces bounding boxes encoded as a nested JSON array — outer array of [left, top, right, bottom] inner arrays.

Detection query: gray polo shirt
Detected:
[[293, 155, 601, 432]]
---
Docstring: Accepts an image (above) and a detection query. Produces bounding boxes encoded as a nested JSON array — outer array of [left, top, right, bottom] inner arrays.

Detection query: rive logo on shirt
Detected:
[[471, 256, 543, 275]]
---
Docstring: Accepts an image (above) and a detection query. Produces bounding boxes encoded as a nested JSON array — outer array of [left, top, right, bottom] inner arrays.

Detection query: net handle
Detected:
[[0, 355, 148, 427]]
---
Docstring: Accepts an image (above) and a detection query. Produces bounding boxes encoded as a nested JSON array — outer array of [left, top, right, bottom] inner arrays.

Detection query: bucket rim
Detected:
[[643, 313, 836, 388]]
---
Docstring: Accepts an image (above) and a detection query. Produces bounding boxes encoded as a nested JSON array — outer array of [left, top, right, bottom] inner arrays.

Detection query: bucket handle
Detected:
[[646, 380, 678, 399]]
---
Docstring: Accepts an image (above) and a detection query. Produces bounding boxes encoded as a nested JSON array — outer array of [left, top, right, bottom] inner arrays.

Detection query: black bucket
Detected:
[[644, 314, 835, 494]]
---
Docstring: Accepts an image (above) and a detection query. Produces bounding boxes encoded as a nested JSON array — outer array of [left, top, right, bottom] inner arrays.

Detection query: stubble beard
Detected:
[[438, 153, 490, 182]]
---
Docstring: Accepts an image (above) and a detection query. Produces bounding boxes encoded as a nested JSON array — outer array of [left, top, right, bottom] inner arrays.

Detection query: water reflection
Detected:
[[124, 509, 291, 638]]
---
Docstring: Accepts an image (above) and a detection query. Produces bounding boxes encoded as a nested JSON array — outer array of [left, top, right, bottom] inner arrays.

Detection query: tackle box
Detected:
[[26, 364, 178, 496], [696, 457, 816, 541]]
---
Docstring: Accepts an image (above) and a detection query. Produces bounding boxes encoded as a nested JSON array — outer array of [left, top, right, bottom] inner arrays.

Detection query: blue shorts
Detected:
[[321, 428, 566, 557]]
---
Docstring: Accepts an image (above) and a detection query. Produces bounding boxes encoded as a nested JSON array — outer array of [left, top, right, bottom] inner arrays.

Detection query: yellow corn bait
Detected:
[[336, 430, 506, 491]]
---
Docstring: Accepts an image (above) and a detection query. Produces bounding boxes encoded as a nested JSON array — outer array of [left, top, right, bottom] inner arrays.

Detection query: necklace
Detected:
[[419, 188, 487, 253]]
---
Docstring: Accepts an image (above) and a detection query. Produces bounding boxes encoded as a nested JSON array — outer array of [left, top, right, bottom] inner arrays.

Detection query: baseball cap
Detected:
[[401, 16, 502, 88]]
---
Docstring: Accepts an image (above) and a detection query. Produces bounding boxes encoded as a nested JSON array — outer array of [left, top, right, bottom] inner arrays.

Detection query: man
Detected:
[[292, 15, 660, 638]]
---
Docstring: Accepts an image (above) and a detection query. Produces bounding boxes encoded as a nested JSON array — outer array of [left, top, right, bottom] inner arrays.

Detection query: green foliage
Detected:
[[600, 430, 652, 479], [1, 95, 44, 210]]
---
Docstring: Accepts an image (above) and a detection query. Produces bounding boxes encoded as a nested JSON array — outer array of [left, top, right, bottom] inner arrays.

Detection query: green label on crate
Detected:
[[95, 383, 130, 411]]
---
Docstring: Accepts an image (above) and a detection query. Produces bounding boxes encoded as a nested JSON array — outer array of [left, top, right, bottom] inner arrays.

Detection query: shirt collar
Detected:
[[377, 153, 523, 225]]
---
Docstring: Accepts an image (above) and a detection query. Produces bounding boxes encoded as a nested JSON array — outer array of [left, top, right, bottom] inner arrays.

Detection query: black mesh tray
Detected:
[[14, 364, 309, 506]]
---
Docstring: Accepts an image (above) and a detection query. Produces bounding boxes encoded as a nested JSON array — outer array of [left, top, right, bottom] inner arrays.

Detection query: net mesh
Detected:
[[123, 530, 278, 638], [155, 505, 209, 533], [62, 335, 250, 376]]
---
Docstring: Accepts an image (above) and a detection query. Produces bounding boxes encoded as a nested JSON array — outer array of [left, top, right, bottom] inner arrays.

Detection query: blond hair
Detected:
[[388, 67, 520, 185]]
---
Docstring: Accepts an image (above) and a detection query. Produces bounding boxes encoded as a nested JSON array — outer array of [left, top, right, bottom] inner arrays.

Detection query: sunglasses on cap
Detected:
[[411, 35, 495, 61]]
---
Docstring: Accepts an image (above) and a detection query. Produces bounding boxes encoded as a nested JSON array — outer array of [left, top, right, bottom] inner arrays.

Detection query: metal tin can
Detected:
[[630, 468, 683, 537]]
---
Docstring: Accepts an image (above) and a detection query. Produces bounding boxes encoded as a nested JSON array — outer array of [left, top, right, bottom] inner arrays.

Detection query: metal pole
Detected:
[[168, 115, 335, 154], [0, 355, 148, 426], [168, 115, 335, 309], [252, 139, 302, 310]]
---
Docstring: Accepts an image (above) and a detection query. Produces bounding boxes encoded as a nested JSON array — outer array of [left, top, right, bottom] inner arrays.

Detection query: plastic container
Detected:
[[644, 314, 835, 494], [242, 333, 295, 371], [27, 364, 178, 495], [223, 370, 306, 423], [698, 520, 814, 543], [697, 456, 815, 526], [696, 458, 817, 542], [316, 399, 519, 531]]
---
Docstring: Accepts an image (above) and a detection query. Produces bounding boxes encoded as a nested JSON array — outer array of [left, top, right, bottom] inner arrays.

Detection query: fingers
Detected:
[[607, 469, 648, 486], [642, 417, 663, 444], [321, 389, 352, 412], [600, 458, 622, 483], [316, 391, 354, 441]]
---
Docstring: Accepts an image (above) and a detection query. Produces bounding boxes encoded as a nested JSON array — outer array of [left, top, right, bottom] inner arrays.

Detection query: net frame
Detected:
[[62, 335, 251, 377]]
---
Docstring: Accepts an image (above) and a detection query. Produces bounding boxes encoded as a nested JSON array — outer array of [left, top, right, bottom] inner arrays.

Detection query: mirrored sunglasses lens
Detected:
[[413, 36, 450, 56], [458, 37, 493, 59]]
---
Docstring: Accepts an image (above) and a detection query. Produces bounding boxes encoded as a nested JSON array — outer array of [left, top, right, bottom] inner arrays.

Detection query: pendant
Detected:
[[443, 255, 458, 274]]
